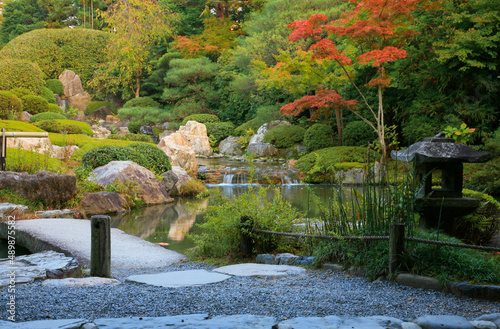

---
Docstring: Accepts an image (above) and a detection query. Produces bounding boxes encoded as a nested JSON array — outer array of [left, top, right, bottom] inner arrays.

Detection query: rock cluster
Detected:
[[157, 132, 198, 175], [58, 70, 91, 112]]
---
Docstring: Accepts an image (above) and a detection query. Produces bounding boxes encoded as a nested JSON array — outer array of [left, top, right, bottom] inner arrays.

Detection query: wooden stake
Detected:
[[389, 223, 405, 275], [91, 215, 111, 277]]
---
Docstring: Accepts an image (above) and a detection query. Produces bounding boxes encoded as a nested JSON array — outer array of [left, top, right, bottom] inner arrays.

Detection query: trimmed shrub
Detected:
[[123, 97, 160, 109], [85, 101, 117, 115], [206, 122, 235, 144], [45, 79, 64, 95], [118, 107, 170, 125], [0, 29, 110, 84], [234, 118, 261, 136], [128, 122, 141, 134], [30, 112, 67, 122], [10, 88, 34, 99], [343, 121, 378, 146], [181, 114, 219, 126], [81, 145, 146, 171], [48, 103, 64, 114], [263, 125, 306, 149], [80, 144, 170, 174], [21, 95, 50, 115], [0, 91, 23, 119], [40, 87, 56, 104], [127, 143, 172, 174], [304, 123, 335, 152], [36, 119, 93, 136], [108, 133, 152, 142], [0, 120, 46, 132], [0, 59, 45, 94]]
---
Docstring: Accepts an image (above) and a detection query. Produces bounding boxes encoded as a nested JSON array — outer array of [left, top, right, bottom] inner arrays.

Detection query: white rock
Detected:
[[42, 277, 121, 288], [157, 132, 198, 175], [178, 121, 213, 156]]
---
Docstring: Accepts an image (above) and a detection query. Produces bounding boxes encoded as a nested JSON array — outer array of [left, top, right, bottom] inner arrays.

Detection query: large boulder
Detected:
[[91, 125, 111, 139], [6, 137, 78, 160], [59, 70, 84, 97], [80, 192, 129, 215], [219, 136, 243, 156], [0, 171, 76, 207], [157, 132, 198, 175], [160, 166, 193, 196], [88, 106, 113, 121], [179, 121, 213, 156], [89, 161, 173, 205], [68, 91, 91, 112]]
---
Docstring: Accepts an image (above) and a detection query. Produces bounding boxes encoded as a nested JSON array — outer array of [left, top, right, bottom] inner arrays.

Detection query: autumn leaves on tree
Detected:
[[282, 0, 430, 162]]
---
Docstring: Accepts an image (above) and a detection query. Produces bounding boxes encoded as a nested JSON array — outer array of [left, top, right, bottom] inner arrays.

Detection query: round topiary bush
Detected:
[[47, 103, 64, 114], [0, 91, 23, 119], [127, 143, 172, 174], [206, 122, 235, 144], [0, 59, 45, 94], [30, 112, 67, 122], [304, 123, 335, 152], [45, 79, 64, 95], [343, 121, 378, 146], [123, 97, 160, 109], [128, 122, 141, 134], [81, 145, 146, 171], [85, 101, 117, 115], [21, 95, 50, 115], [263, 125, 306, 149], [40, 87, 56, 104], [181, 114, 219, 126]]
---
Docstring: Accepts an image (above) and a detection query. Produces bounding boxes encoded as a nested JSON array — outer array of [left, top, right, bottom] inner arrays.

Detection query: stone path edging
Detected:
[[1, 313, 499, 329]]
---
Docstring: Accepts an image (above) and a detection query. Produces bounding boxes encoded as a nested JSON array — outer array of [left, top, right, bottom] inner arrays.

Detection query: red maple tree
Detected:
[[282, 0, 429, 162]]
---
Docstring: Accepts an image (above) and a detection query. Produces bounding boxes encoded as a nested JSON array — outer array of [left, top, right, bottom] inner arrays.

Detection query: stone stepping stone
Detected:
[[125, 269, 230, 288], [214, 263, 306, 277], [278, 315, 402, 329], [0, 318, 88, 329], [42, 277, 121, 288]]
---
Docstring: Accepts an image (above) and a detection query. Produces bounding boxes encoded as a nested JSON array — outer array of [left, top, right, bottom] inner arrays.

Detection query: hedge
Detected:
[[0, 29, 110, 84], [36, 119, 93, 136], [45, 79, 64, 95], [21, 95, 50, 115], [206, 122, 235, 144], [0, 59, 45, 94], [0, 91, 22, 119], [40, 87, 56, 104], [123, 97, 160, 109], [303, 123, 335, 152], [30, 112, 67, 122]]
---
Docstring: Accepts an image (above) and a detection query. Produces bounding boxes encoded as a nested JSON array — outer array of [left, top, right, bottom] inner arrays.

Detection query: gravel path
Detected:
[[1, 262, 499, 323]]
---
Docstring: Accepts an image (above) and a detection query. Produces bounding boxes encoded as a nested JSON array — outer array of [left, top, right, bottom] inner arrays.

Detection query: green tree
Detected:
[[38, 0, 78, 28], [162, 57, 219, 117], [95, 0, 178, 98], [0, 0, 46, 44]]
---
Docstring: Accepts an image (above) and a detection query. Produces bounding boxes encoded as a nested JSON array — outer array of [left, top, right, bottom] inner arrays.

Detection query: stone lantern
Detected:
[[391, 133, 491, 232]]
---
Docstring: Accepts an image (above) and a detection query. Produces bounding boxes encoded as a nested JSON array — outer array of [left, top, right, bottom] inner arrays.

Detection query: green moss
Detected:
[[0, 120, 46, 132], [295, 146, 378, 183], [333, 162, 365, 170]]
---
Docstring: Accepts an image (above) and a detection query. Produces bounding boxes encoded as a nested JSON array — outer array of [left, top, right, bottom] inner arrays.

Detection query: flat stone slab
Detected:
[[0, 318, 88, 329], [2, 218, 186, 269], [35, 209, 75, 218], [415, 315, 474, 329], [214, 263, 306, 277], [125, 269, 230, 288], [0, 251, 81, 287], [42, 277, 121, 288], [279, 315, 402, 329]]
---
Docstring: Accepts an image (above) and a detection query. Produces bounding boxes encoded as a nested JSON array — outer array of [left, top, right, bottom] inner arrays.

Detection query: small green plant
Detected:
[[128, 122, 141, 134], [237, 128, 255, 151], [443, 123, 475, 144], [209, 134, 219, 153], [105, 180, 143, 209], [179, 179, 207, 196]]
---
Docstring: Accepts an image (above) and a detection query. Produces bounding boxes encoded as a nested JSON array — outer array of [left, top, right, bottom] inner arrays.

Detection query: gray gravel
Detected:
[[1, 262, 499, 322]]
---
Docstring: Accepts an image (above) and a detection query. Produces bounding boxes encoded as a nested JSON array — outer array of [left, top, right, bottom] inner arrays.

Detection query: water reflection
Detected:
[[111, 184, 354, 254]]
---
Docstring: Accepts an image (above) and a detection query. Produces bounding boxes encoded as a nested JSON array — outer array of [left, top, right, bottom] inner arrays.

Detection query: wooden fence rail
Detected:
[[242, 218, 500, 275]]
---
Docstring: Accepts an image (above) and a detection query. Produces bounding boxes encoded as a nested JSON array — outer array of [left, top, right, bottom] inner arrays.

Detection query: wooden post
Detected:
[[389, 223, 405, 275], [240, 216, 254, 257], [91, 215, 111, 277], [1, 129, 6, 171]]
